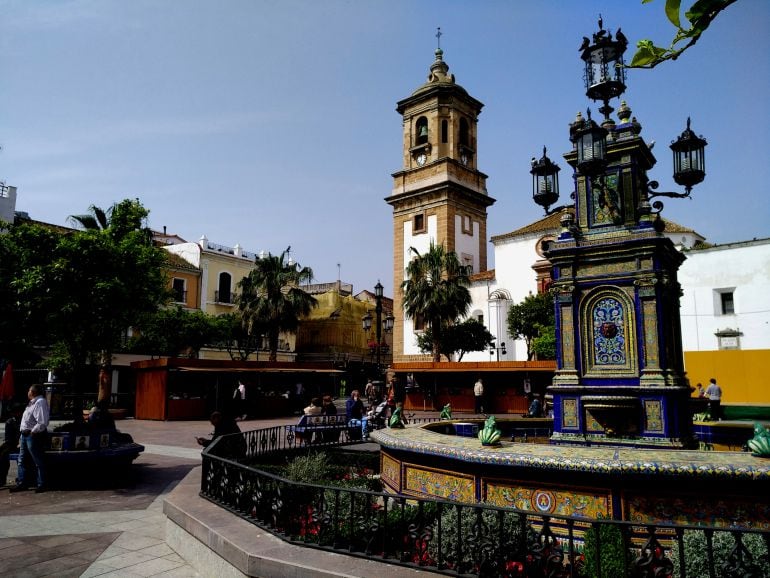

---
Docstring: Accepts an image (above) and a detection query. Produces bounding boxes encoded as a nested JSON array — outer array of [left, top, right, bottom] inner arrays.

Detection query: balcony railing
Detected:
[[214, 291, 236, 304], [201, 426, 770, 577]]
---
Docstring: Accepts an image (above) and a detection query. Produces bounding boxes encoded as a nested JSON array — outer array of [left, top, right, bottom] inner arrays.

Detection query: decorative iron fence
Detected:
[[200, 426, 770, 577]]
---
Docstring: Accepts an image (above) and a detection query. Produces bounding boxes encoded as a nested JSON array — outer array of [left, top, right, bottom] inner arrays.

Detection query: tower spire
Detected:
[[436, 26, 442, 50]]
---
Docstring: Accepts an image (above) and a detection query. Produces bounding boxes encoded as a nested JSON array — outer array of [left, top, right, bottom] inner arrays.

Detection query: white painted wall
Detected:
[[0, 186, 17, 224], [401, 214, 438, 355], [454, 215, 479, 274], [163, 242, 202, 268], [471, 232, 544, 361], [678, 239, 770, 351]]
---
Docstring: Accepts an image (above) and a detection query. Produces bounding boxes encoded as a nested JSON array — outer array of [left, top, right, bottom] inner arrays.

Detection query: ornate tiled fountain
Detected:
[[373, 20, 770, 531]]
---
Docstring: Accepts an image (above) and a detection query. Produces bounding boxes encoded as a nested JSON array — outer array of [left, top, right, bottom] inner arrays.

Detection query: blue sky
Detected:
[[2, 0, 768, 295]]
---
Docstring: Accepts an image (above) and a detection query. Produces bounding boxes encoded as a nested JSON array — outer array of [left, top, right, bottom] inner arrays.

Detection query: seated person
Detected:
[[527, 394, 543, 418], [321, 395, 340, 442], [88, 400, 116, 430], [345, 390, 368, 440], [0, 404, 22, 487], [196, 411, 246, 458], [321, 395, 336, 416], [303, 398, 323, 416]]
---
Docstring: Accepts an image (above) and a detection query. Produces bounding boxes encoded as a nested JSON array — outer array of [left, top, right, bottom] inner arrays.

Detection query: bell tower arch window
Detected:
[[459, 118, 469, 146], [416, 116, 429, 145], [441, 119, 448, 143]]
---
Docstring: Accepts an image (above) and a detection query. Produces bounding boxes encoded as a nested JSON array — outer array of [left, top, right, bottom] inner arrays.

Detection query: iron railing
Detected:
[[200, 426, 770, 577], [214, 290, 237, 304], [53, 392, 135, 419]]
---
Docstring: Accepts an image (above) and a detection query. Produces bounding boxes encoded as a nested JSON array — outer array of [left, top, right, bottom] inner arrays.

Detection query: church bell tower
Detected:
[[386, 35, 495, 362]]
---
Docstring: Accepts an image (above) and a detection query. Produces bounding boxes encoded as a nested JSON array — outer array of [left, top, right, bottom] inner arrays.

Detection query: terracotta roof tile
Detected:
[[491, 209, 699, 242]]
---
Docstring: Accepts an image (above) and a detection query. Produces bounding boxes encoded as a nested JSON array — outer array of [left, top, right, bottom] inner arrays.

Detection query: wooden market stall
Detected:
[[391, 360, 556, 414], [132, 358, 345, 420]]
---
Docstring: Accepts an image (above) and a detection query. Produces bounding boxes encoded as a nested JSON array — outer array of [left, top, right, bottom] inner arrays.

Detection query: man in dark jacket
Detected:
[[197, 411, 246, 458]]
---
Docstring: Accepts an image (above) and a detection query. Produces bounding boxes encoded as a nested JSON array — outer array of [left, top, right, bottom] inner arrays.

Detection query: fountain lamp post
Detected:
[[529, 18, 709, 448]]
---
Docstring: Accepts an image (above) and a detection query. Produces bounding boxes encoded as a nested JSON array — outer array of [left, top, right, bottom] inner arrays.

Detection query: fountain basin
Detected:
[[371, 422, 770, 532]]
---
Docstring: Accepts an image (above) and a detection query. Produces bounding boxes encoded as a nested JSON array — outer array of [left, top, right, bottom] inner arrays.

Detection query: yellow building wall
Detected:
[[202, 255, 255, 316], [295, 291, 375, 354], [167, 269, 200, 310], [684, 349, 770, 404]]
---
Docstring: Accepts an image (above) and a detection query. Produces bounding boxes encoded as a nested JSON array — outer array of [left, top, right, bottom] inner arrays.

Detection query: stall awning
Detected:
[[175, 367, 344, 373], [391, 361, 555, 373], [131, 358, 344, 373]]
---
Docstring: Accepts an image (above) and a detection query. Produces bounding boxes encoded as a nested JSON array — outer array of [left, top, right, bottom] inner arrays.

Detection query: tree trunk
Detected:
[[98, 350, 112, 404], [268, 330, 279, 362]]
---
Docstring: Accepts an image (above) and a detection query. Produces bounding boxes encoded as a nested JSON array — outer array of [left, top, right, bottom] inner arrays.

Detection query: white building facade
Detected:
[[678, 238, 770, 352]]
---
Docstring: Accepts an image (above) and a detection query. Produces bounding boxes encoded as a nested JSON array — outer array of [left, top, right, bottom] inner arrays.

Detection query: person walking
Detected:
[[365, 380, 376, 406], [474, 378, 485, 414], [233, 381, 248, 421], [10, 384, 50, 493], [705, 378, 723, 421]]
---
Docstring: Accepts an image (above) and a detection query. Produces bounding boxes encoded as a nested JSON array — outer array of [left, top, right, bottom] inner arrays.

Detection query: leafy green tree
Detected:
[[0, 221, 62, 363], [11, 199, 169, 399], [130, 306, 219, 358], [62, 199, 168, 399], [401, 242, 472, 362], [531, 323, 557, 360], [236, 247, 317, 362], [506, 292, 555, 361], [209, 313, 261, 361], [416, 318, 493, 361], [630, 0, 736, 68]]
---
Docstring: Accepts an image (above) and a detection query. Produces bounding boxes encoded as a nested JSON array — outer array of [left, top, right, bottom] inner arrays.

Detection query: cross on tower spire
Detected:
[[436, 27, 442, 50]]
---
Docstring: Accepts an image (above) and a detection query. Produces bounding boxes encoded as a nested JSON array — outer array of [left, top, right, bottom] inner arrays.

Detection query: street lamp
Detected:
[[362, 281, 394, 373], [531, 147, 562, 215], [489, 339, 506, 361], [532, 19, 707, 220]]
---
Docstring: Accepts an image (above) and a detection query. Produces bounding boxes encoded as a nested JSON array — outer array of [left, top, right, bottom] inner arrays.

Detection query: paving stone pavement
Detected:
[[0, 410, 446, 577], [0, 416, 296, 578]]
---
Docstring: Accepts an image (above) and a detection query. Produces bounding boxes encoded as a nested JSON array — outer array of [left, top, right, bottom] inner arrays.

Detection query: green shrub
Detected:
[[671, 529, 770, 578], [582, 523, 627, 578], [427, 504, 527, 573], [284, 452, 333, 484]]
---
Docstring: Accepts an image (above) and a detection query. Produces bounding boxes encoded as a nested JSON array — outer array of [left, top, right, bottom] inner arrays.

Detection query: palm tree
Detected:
[[68, 204, 111, 231], [401, 242, 472, 362], [236, 247, 317, 362], [68, 199, 153, 242], [66, 199, 161, 402]]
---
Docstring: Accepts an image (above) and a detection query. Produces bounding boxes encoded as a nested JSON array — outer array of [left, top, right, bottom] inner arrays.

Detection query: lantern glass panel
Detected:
[[577, 125, 607, 175]]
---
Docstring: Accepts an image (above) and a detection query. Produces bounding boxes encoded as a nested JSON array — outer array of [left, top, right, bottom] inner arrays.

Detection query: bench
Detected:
[[8, 429, 145, 470], [286, 414, 352, 445]]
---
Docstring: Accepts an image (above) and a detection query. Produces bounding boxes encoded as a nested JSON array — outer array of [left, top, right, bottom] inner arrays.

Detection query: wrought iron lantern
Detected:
[[531, 147, 561, 213], [572, 109, 608, 177], [383, 313, 395, 333], [670, 117, 707, 192], [581, 17, 628, 119], [361, 311, 373, 332]]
